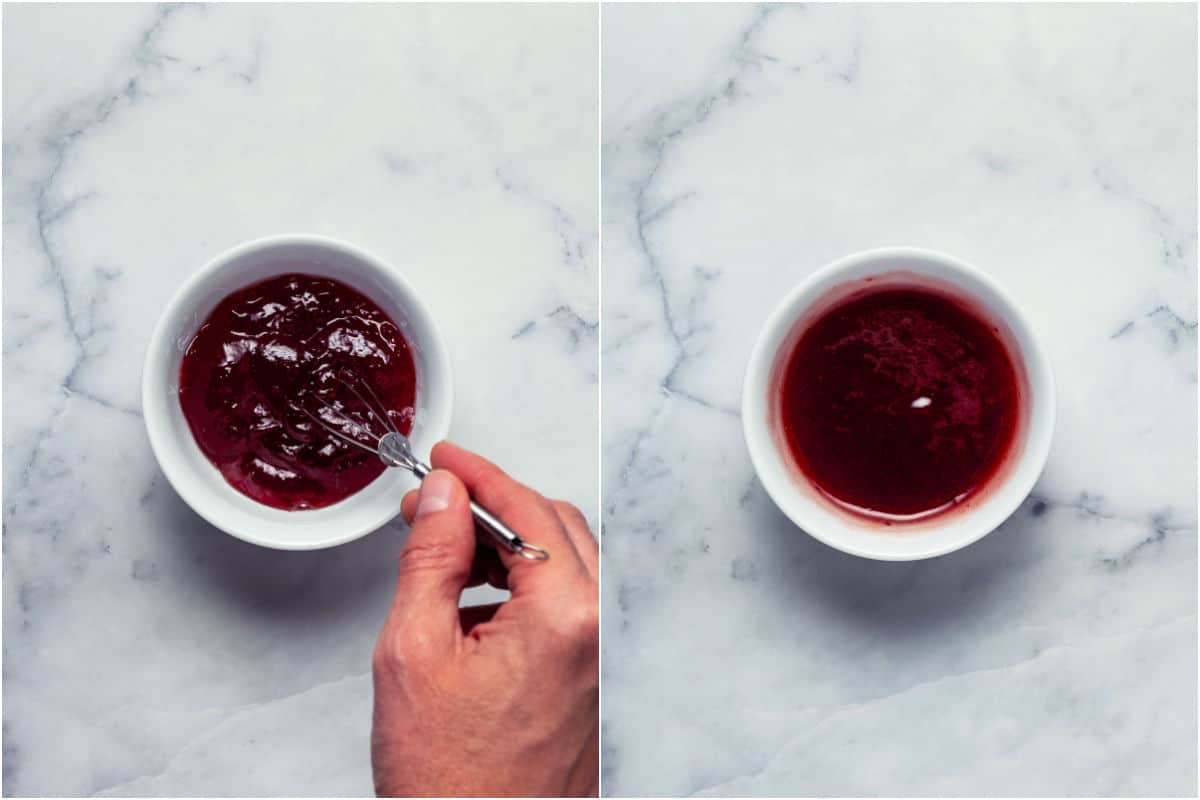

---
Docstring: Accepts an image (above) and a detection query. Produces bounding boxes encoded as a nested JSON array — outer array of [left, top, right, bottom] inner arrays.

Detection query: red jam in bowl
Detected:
[[779, 285, 1020, 521], [178, 273, 417, 510]]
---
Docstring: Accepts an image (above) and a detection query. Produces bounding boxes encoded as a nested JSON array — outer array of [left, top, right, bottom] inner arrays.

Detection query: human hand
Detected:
[[371, 441, 599, 797]]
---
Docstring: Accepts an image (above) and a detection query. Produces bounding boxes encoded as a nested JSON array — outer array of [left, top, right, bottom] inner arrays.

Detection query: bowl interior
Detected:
[[143, 237, 452, 550], [743, 248, 1054, 561]]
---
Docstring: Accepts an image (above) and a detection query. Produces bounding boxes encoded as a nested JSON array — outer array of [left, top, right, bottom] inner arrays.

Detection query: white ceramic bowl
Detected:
[[143, 234, 452, 550], [742, 247, 1055, 561]]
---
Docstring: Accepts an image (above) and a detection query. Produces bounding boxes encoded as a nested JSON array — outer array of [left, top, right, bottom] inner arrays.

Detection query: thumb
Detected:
[[391, 469, 475, 649]]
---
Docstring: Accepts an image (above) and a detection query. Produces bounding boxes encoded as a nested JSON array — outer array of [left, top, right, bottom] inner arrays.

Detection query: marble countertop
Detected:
[[3, 4, 597, 796], [601, 4, 1196, 797]]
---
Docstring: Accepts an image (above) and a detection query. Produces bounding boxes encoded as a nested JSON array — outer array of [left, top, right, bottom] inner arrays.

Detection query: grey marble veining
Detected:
[[601, 4, 1196, 796], [3, 4, 597, 796]]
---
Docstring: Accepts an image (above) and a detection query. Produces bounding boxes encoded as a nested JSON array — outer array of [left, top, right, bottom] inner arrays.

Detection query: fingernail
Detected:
[[417, 470, 454, 517]]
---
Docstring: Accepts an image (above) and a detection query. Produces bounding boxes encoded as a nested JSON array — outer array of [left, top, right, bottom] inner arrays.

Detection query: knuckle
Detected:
[[396, 540, 456, 576], [371, 635, 403, 674], [549, 589, 600, 648], [553, 500, 588, 528], [373, 629, 430, 674]]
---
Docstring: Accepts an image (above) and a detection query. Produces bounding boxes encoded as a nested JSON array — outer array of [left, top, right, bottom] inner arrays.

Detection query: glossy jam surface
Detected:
[[179, 273, 416, 510], [780, 286, 1019, 520]]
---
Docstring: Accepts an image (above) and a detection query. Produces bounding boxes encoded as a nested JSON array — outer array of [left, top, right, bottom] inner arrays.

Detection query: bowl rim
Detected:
[[141, 232, 453, 550], [741, 246, 1056, 561]]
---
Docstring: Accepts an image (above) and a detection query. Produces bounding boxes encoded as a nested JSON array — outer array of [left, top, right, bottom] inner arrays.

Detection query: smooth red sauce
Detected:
[[779, 286, 1019, 520], [179, 273, 416, 510]]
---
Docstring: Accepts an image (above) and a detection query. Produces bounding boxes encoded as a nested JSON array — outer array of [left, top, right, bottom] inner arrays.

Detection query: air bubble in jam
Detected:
[[178, 273, 417, 510], [779, 286, 1020, 520]]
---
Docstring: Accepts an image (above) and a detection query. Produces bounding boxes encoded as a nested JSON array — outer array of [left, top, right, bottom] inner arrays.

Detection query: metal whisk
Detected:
[[301, 369, 549, 561]]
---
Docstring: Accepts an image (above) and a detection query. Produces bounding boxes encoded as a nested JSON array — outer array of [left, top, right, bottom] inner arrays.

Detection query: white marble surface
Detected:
[[602, 4, 1196, 797], [3, 4, 597, 796]]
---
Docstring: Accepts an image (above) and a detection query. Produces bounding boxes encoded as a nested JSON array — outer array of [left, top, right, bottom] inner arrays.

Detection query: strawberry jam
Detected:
[[179, 273, 417, 510], [779, 285, 1020, 520]]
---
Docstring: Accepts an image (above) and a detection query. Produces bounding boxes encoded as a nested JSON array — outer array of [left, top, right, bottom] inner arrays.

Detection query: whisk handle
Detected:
[[407, 457, 549, 561], [468, 499, 550, 561]]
